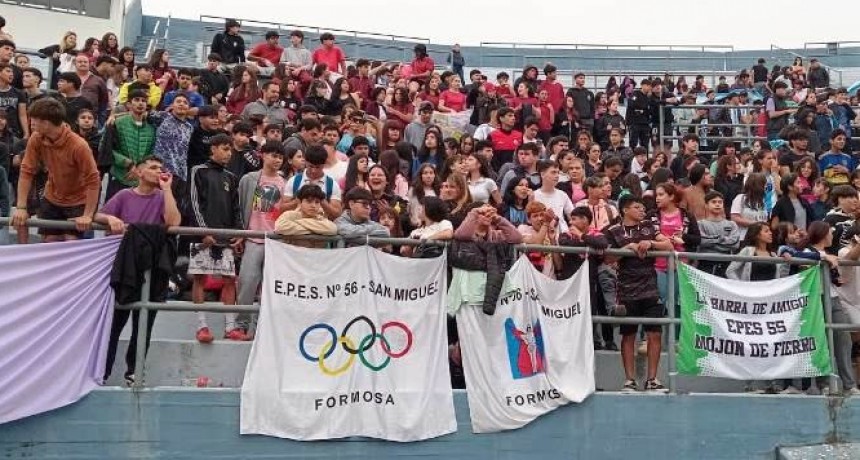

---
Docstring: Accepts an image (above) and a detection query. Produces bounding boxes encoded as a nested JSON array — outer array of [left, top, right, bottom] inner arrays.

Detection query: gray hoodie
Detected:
[[335, 211, 390, 240]]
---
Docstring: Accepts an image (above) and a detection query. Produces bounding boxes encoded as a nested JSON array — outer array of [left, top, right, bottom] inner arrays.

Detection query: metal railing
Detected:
[[199, 14, 430, 45], [0, 0, 110, 18], [508, 70, 739, 94], [769, 44, 844, 88], [480, 42, 735, 53], [15, 48, 52, 89], [658, 104, 860, 149], [1, 217, 856, 395]]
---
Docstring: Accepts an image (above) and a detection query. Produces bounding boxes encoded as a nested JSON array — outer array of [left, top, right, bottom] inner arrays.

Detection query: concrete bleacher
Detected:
[[107, 309, 749, 393]]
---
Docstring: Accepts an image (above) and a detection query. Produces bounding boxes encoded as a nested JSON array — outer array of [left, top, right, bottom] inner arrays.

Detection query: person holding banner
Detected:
[[604, 195, 674, 392]]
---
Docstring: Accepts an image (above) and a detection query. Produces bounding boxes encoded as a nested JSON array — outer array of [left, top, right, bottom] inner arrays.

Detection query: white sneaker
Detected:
[[844, 387, 860, 396], [637, 341, 648, 355]]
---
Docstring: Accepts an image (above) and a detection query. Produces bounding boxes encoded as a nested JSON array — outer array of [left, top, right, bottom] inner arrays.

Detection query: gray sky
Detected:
[[143, 0, 860, 51]]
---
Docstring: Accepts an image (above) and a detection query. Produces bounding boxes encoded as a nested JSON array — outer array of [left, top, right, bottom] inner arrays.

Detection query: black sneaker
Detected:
[[645, 379, 668, 393], [604, 341, 619, 351], [593, 341, 605, 351], [621, 379, 638, 393]]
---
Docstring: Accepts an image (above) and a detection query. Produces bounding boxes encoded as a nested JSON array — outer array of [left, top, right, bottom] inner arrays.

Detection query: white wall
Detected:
[[3, 1, 129, 52]]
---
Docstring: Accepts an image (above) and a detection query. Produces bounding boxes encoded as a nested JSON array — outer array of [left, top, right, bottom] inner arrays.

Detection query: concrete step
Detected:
[[106, 335, 747, 393], [107, 308, 750, 391]]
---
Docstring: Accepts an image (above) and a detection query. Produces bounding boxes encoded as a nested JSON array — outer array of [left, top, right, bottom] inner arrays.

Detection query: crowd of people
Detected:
[[2, 15, 860, 393]]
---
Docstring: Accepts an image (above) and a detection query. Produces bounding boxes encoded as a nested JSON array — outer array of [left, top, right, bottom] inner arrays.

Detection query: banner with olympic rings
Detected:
[[241, 240, 456, 442], [457, 256, 595, 433]]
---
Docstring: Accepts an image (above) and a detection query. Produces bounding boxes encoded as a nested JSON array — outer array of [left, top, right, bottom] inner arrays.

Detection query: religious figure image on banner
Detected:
[[505, 318, 546, 379]]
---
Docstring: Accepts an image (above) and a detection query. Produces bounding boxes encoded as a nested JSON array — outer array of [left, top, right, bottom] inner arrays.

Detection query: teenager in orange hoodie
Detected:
[[12, 98, 100, 242]]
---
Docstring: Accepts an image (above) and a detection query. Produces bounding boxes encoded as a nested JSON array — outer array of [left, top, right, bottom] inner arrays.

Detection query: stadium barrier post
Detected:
[[666, 254, 677, 393], [133, 270, 151, 389], [820, 265, 839, 393]]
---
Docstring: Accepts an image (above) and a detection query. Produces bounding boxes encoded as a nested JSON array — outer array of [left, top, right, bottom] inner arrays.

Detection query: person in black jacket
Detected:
[[566, 72, 595, 132], [187, 105, 227, 172], [210, 19, 246, 66], [198, 53, 230, 105], [625, 79, 652, 150], [770, 174, 814, 230], [807, 59, 829, 89], [188, 133, 245, 343]]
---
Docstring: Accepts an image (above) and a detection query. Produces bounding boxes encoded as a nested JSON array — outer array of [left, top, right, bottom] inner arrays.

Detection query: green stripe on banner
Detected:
[[797, 267, 832, 376], [677, 263, 711, 375]]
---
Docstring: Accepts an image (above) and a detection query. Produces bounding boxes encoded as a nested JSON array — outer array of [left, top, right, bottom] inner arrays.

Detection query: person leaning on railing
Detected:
[[835, 225, 860, 395], [11, 98, 100, 242], [604, 195, 674, 392], [94, 155, 181, 385], [401, 196, 452, 258], [558, 206, 617, 351]]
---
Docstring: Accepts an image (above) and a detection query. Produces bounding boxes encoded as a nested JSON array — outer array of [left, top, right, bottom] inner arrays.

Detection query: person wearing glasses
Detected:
[[335, 187, 391, 240]]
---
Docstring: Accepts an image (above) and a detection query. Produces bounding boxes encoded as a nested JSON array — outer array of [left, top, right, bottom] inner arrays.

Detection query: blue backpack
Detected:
[[292, 173, 334, 200]]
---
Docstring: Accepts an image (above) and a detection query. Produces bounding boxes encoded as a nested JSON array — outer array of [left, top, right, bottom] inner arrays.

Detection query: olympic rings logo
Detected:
[[298, 315, 413, 376]]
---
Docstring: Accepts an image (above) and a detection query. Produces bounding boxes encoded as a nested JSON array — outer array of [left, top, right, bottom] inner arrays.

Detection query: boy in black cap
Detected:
[[211, 19, 245, 66]]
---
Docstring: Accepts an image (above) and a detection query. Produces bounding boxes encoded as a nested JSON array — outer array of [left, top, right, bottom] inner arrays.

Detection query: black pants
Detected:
[[104, 309, 158, 381], [629, 124, 651, 151]]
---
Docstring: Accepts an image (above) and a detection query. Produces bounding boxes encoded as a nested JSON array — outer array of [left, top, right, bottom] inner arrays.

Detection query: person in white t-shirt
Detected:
[[321, 138, 348, 183], [465, 152, 500, 205], [402, 196, 453, 257], [533, 160, 573, 233]]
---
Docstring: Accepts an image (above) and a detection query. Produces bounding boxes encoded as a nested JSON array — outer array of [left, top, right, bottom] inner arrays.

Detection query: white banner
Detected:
[[457, 256, 595, 433], [240, 241, 456, 442]]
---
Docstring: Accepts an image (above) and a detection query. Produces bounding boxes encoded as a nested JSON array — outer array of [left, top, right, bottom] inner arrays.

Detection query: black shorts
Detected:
[[38, 200, 86, 237], [619, 297, 665, 335]]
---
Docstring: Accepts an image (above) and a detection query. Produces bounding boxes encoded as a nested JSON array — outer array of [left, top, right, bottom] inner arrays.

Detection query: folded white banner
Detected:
[[458, 256, 595, 433]]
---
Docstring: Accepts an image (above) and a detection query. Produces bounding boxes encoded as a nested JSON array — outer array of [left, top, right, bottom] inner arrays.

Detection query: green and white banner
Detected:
[[678, 263, 832, 380]]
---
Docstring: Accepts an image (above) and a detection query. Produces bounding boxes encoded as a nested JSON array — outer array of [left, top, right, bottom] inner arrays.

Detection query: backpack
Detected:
[[292, 172, 334, 201]]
